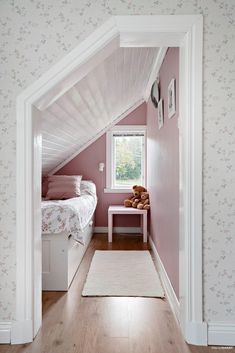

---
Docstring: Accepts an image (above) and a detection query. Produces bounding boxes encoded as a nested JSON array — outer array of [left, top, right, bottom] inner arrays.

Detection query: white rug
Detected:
[[82, 250, 164, 298]]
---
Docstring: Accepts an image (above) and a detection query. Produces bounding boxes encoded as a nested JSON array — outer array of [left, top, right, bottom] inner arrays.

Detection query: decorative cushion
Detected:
[[45, 175, 82, 200], [80, 180, 97, 196], [42, 176, 49, 197]]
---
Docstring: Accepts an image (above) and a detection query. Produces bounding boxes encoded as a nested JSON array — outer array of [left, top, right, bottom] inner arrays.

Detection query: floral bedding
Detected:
[[41, 181, 97, 244]]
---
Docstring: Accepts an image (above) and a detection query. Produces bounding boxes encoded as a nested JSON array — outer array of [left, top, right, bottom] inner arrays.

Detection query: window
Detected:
[[106, 126, 146, 192]]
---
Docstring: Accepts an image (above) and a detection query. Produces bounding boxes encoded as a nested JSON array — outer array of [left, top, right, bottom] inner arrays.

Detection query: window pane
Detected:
[[113, 134, 144, 188]]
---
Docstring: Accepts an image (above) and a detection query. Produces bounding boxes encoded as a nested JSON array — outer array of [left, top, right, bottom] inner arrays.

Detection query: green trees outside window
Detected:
[[114, 135, 144, 187]]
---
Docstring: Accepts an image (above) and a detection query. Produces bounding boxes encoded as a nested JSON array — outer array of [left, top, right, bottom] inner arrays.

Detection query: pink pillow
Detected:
[[42, 176, 49, 197], [45, 175, 82, 200]]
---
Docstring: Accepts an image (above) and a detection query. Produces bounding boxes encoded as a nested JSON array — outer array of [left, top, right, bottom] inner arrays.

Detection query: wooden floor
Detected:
[[1, 234, 234, 353]]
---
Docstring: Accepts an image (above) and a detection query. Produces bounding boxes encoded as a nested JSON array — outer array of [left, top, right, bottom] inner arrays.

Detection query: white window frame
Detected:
[[105, 125, 146, 193]]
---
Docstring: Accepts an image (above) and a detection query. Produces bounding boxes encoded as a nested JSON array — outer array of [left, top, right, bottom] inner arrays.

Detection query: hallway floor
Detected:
[[1, 234, 234, 353]]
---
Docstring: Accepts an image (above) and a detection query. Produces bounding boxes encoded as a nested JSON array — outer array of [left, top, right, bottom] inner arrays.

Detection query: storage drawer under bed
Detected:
[[42, 217, 94, 291]]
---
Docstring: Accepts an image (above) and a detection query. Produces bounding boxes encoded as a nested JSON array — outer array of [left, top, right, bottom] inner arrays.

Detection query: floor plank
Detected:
[[1, 234, 234, 353]]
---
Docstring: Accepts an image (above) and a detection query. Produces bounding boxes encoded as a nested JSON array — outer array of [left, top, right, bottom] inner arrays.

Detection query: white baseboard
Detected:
[[149, 236, 180, 323], [94, 227, 142, 234], [0, 322, 11, 343], [11, 319, 33, 344], [208, 323, 235, 346], [149, 236, 209, 345], [184, 321, 208, 346]]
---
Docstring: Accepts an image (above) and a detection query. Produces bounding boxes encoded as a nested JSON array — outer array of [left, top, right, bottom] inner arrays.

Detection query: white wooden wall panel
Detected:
[[41, 47, 158, 175]]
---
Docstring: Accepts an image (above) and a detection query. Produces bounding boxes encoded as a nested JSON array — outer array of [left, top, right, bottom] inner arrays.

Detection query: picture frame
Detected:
[[168, 78, 176, 118], [150, 78, 160, 108], [158, 98, 164, 129]]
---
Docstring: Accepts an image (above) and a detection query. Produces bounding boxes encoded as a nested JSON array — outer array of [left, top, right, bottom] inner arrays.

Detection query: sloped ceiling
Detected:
[[41, 47, 159, 175]]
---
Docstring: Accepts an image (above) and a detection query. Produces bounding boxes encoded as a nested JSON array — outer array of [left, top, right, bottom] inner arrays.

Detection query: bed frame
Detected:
[[42, 215, 94, 291]]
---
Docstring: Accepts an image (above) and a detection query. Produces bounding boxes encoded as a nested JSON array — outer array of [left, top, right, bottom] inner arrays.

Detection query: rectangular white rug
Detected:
[[82, 250, 164, 298]]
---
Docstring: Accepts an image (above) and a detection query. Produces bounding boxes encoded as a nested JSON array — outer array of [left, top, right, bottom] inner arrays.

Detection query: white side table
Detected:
[[108, 205, 148, 243]]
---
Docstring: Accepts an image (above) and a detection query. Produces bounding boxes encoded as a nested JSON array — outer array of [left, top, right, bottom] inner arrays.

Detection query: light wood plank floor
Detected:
[[1, 234, 234, 353]]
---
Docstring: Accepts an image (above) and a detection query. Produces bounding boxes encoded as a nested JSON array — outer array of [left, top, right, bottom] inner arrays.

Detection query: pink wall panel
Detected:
[[57, 103, 147, 228], [147, 48, 179, 298]]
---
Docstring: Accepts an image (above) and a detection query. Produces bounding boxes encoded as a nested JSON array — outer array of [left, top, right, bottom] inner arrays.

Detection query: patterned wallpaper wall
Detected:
[[0, 0, 234, 323]]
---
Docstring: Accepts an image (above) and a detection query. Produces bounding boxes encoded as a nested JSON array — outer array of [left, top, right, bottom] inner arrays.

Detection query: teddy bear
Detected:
[[124, 185, 147, 207], [136, 191, 150, 210]]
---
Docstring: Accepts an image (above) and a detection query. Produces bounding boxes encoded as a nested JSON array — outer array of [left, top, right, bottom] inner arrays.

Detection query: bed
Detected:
[[41, 180, 97, 291]]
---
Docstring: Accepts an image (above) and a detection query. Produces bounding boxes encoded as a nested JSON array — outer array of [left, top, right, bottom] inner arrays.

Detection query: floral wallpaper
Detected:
[[0, 0, 235, 323]]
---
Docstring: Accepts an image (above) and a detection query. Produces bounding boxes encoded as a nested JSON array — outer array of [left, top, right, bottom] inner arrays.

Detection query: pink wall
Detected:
[[147, 48, 179, 297], [57, 103, 147, 228]]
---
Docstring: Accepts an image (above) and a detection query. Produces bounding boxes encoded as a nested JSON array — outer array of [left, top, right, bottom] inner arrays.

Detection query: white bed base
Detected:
[[42, 216, 94, 291]]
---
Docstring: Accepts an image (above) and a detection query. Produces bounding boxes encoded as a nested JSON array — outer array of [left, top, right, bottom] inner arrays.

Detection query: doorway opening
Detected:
[[14, 15, 205, 345]]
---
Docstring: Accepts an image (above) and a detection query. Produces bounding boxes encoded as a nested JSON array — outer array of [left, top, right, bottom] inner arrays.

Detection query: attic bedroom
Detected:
[[38, 43, 180, 328], [10, 12, 207, 349], [3, 4, 235, 350]]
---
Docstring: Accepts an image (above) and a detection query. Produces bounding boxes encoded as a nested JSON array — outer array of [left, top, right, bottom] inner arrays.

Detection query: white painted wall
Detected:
[[0, 0, 235, 328]]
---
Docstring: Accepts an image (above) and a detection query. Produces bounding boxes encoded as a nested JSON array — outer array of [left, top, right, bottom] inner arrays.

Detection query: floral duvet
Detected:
[[42, 181, 97, 244]]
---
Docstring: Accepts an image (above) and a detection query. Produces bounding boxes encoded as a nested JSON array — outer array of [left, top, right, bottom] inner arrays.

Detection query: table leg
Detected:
[[108, 212, 113, 243], [140, 215, 143, 233], [143, 213, 147, 243]]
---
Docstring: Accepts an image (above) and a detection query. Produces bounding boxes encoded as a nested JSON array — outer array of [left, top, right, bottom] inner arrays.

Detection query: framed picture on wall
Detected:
[[151, 78, 160, 108], [158, 98, 164, 129], [168, 78, 176, 118]]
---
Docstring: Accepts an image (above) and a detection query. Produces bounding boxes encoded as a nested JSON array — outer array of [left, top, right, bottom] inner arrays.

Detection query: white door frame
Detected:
[[13, 15, 205, 344]]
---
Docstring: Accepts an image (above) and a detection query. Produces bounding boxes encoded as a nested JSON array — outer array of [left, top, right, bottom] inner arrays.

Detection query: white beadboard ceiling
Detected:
[[41, 47, 159, 175]]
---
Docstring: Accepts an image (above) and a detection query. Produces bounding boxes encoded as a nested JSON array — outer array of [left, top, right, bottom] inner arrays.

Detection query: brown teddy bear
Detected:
[[136, 191, 150, 210], [124, 185, 147, 207]]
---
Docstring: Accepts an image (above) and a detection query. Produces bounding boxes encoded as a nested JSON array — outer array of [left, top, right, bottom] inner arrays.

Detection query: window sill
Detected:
[[104, 188, 132, 194]]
